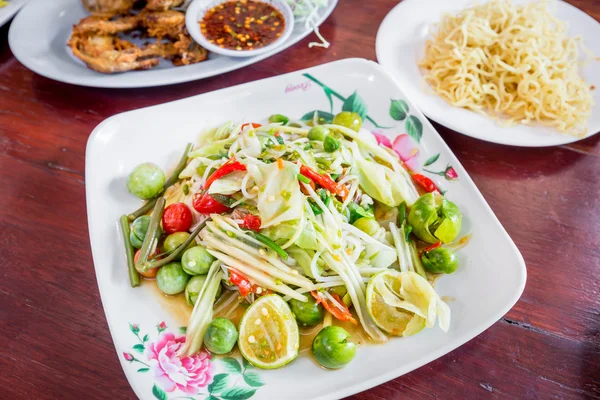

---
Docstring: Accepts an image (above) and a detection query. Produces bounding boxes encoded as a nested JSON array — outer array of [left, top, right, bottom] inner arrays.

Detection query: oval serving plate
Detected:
[[8, 0, 337, 88], [86, 58, 526, 400]]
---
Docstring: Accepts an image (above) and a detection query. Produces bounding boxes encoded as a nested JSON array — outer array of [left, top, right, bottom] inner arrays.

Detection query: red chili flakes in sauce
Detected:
[[201, 0, 286, 51]]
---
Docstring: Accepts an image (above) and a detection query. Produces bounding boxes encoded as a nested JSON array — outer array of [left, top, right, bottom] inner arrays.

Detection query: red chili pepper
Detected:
[[241, 122, 262, 130], [299, 165, 347, 199], [204, 160, 247, 190], [241, 214, 261, 231], [229, 269, 255, 297], [412, 173, 438, 193], [161, 203, 193, 234], [311, 291, 357, 325], [420, 241, 442, 257], [192, 192, 230, 214]]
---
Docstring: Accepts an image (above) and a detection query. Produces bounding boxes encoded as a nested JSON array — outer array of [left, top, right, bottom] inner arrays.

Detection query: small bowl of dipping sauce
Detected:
[[186, 0, 294, 57]]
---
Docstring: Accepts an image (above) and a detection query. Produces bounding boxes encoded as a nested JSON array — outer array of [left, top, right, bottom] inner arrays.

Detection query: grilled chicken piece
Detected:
[[145, 0, 184, 11], [140, 10, 186, 40], [68, 33, 161, 73], [80, 0, 135, 16], [171, 34, 209, 65], [73, 15, 141, 35]]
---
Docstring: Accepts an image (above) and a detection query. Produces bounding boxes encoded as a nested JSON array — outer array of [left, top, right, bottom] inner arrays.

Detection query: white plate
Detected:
[[0, 0, 26, 28], [8, 0, 336, 88], [376, 0, 600, 147], [86, 58, 526, 400]]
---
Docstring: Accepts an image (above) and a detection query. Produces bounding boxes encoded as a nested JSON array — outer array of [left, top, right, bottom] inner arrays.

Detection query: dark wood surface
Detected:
[[1, 0, 599, 399]]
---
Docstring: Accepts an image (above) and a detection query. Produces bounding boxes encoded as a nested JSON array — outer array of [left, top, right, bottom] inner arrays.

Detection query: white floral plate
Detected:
[[86, 58, 526, 400], [376, 0, 600, 147], [8, 0, 336, 88]]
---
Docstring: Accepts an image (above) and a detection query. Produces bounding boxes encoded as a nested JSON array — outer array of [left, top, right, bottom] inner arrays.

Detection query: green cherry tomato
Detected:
[[323, 135, 340, 153], [162, 232, 195, 260], [204, 317, 238, 355], [126, 163, 165, 200], [289, 297, 324, 326], [181, 245, 216, 275], [352, 217, 380, 236], [329, 285, 347, 298], [129, 215, 151, 249], [156, 262, 190, 295], [332, 111, 363, 132], [421, 247, 459, 274], [312, 326, 356, 369], [408, 193, 463, 244], [308, 126, 330, 141], [185, 275, 222, 306], [268, 114, 289, 125]]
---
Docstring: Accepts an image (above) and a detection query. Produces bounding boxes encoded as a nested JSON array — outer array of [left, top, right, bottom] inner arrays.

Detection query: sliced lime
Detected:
[[366, 270, 427, 336], [238, 294, 299, 369]]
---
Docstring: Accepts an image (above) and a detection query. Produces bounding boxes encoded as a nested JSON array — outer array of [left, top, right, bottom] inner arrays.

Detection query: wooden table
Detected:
[[1, 1, 599, 398]]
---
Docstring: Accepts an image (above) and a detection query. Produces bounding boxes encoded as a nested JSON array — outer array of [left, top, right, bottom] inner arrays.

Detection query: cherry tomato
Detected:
[[192, 192, 230, 214], [162, 203, 193, 234], [241, 214, 261, 231], [134, 249, 159, 278]]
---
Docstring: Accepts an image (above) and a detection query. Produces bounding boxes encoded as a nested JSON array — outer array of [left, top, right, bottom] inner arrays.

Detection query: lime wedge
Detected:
[[238, 294, 299, 369], [366, 270, 426, 336]]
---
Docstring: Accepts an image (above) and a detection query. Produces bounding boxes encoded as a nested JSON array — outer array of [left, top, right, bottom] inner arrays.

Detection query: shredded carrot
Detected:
[[276, 158, 284, 170]]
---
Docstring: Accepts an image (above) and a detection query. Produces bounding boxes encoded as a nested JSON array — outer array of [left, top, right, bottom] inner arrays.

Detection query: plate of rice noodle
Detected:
[[8, 0, 336, 88], [376, 0, 600, 147]]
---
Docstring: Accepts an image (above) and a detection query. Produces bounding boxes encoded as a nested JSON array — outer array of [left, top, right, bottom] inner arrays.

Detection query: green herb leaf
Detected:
[[208, 373, 230, 394], [243, 372, 264, 387], [133, 344, 145, 353], [308, 200, 323, 216], [389, 99, 409, 121], [221, 357, 242, 374], [300, 110, 334, 124], [405, 115, 423, 143], [423, 153, 440, 167], [220, 387, 257, 400], [152, 384, 167, 400], [348, 202, 374, 224], [137, 368, 149, 373], [342, 91, 368, 120]]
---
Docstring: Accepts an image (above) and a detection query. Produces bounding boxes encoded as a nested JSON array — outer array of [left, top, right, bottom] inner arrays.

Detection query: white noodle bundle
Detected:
[[419, 0, 594, 136]]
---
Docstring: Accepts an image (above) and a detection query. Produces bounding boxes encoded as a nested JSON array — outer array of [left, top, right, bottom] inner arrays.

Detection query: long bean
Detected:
[[119, 215, 140, 287], [250, 232, 289, 260], [147, 220, 207, 269], [136, 197, 165, 272], [128, 143, 193, 221]]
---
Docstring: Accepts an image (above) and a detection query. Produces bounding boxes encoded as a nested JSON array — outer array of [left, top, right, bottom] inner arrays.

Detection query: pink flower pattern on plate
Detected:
[[146, 332, 214, 394], [392, 134, 420, 171]]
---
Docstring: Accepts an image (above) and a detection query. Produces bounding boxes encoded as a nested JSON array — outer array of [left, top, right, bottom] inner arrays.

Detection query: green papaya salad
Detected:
[[119, 111, 466, 369]]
